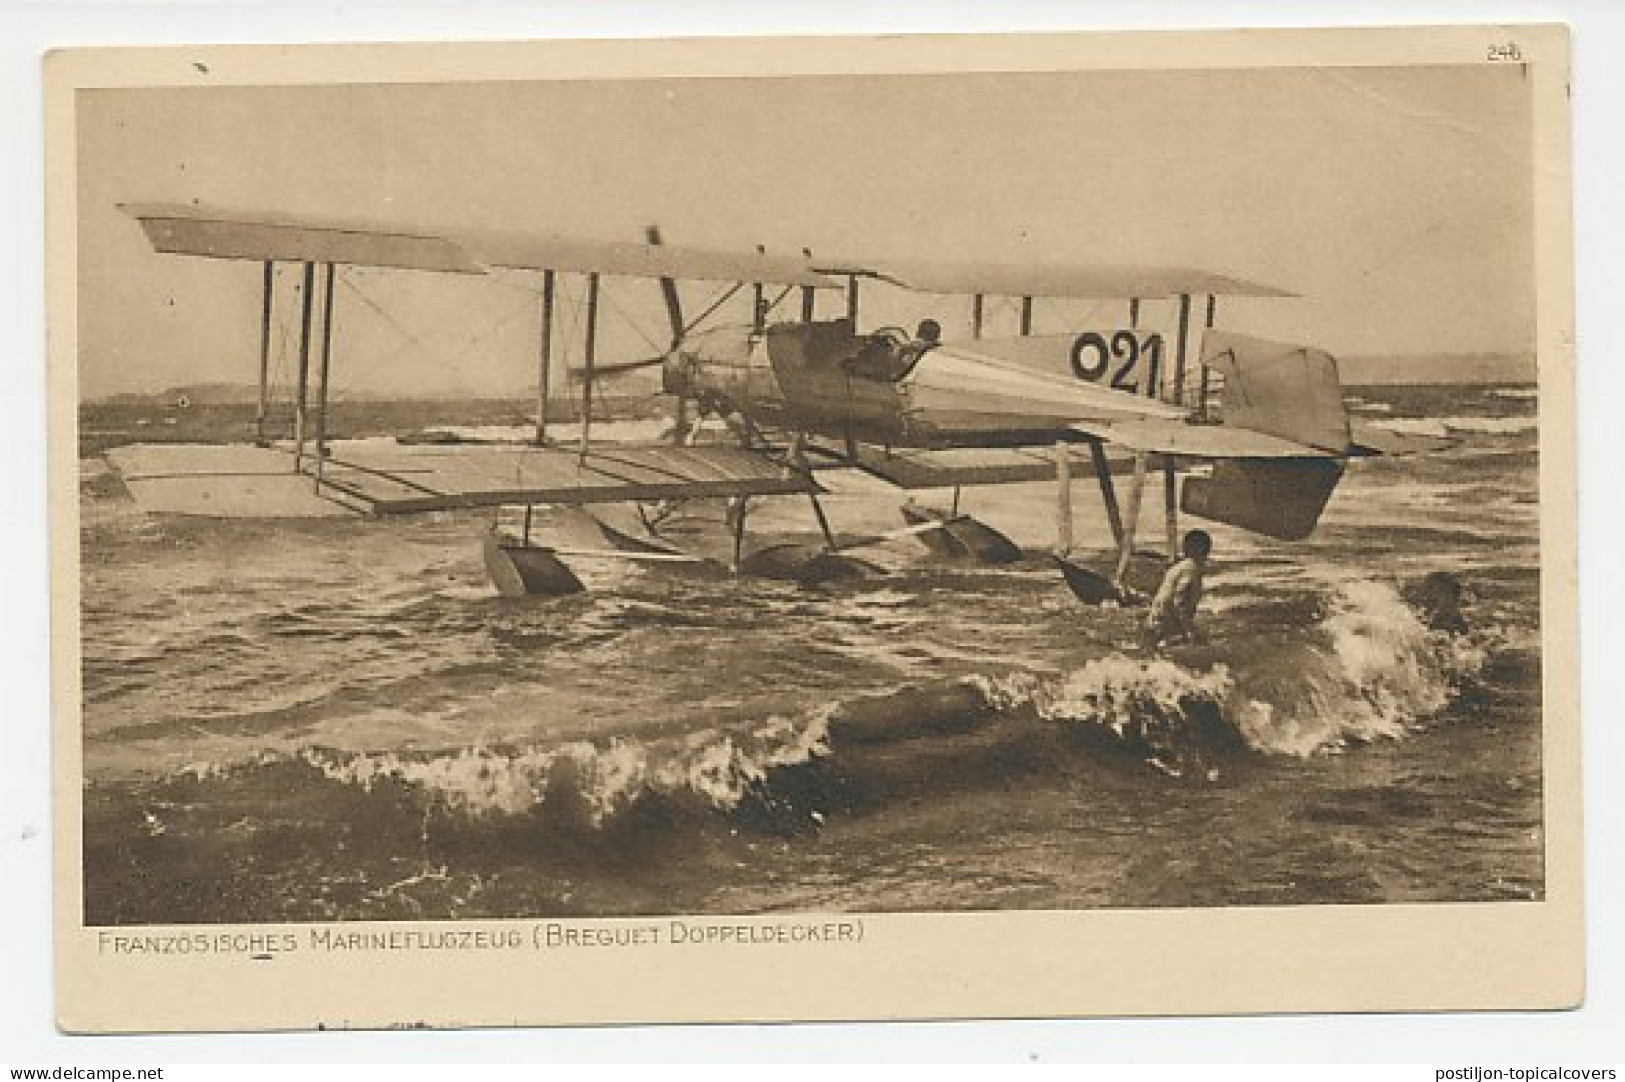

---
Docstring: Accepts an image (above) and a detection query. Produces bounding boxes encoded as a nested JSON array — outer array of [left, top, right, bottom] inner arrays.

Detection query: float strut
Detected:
[[732, 496, 750, 574], [808, 494, 838, 551], [1089, 440, 1125, 552], [1054, 441, 1073, 556], [1115, 453, 1149, 586], [1163, 462, 1180, 562]]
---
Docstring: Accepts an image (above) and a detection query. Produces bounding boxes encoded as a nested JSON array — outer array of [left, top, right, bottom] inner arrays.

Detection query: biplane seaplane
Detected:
[[106, 204, 1433, 599]]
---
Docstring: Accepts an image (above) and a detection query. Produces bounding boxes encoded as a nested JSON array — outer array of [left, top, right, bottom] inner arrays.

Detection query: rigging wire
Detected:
[[597, 285, 665, 355]]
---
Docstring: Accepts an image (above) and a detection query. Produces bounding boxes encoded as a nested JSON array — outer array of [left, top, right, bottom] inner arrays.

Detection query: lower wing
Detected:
[[105, 441, 815, 518]]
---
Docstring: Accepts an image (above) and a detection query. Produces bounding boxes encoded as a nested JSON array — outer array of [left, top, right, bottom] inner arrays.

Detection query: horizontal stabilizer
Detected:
[[1067, 418, 1336, 459], [838, 442, 1118, 489]]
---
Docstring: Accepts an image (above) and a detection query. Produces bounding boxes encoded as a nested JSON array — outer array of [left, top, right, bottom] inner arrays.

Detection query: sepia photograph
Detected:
[[46, 24, 1580, 1031]]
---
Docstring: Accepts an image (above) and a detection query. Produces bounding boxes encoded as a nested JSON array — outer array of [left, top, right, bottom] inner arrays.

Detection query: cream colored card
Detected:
[[48, 24, 1578, 1033]]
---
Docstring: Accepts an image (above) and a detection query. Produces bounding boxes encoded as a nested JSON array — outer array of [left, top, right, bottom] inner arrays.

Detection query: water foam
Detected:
[[294, 582, 1479, 820], [968, 659, 1237, 775], [972, 579, 1481, 764], [303, 707, 834, 825], [1230, 580, 1481, 756]]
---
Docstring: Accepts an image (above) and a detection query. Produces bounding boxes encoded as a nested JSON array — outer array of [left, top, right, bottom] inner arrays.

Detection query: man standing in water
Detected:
[[1143, 529, 1213, 649]]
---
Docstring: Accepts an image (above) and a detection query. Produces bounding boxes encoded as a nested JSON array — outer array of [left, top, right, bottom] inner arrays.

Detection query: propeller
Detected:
[[645, 225, 693, 442], [646, 226, 685, 346], [564, 226, 700, 440], [568, 356, 668, 381]]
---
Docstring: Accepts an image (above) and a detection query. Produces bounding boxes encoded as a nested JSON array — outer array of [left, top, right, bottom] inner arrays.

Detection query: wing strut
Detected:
[[536, 269, 556, 445], [752, 244, 766, 333], [314, 262, 337, 489], [1115, 292, 1153, 584], [800, 250, 817, 321], [293, 260, 316, 472], [256, 260, 274, 443], [579, 271, 600, 463], [1197, 294, 1217, 420], [1162, 292, 1195, 560]]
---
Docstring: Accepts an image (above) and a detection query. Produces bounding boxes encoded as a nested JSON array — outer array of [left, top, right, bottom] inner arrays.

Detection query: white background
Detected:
[[1, 0, 1619, 1065]]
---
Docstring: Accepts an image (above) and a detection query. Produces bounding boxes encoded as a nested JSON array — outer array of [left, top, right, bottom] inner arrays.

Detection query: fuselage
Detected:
[[666, 318, 1188, 449]]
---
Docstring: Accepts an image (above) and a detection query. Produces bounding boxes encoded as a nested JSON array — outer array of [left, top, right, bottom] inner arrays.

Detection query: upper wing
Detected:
[[124, 205, 1286, 297], [474, 231, 837, 287], [120, 203, 487, 274], [812, 259, 1295, 300], [120, 204, 839, 287], [106, 441, 815, 518]]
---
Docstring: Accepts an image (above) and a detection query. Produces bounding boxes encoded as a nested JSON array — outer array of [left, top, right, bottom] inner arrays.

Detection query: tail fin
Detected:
[[1201, 330, 1350, 453], [1180, 331, 1352, 541]]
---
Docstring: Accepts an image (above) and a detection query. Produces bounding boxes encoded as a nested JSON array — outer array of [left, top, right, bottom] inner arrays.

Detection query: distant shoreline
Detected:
[[76, 381, 1536, 459], [82, 373, 1536, 409]]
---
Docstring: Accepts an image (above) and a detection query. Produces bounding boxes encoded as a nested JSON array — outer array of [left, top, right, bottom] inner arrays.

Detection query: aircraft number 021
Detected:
[[1069, 330, 1164, 395]]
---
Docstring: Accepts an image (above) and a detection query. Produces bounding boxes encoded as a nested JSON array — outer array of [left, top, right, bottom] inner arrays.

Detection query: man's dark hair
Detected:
[[1182, 529, 1213, 559]]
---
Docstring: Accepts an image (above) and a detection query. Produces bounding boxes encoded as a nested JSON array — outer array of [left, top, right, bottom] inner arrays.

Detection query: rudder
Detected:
[[1182, 457, 1345, 541], [1183, 331, 1353, 540], [1201, 330, 1351, 453]]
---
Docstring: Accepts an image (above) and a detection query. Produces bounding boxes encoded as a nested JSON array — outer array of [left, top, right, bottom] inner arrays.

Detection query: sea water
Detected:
[[76, 383, 1544, 922]]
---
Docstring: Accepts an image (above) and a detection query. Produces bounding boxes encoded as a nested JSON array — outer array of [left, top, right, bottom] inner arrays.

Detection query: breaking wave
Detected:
[[152, 582, 1489, 843], [1227, 580, 1485, 756], [303, 709, 833, 826], [971, 581, 1485, 766]]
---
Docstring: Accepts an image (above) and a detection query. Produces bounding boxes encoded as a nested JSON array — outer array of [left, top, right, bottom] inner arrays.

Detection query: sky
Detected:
[[75, 64, 1535, 399]]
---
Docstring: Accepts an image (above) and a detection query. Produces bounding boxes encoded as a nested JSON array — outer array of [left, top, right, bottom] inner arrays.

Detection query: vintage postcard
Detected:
[[47, 24, 1579, 1032]]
